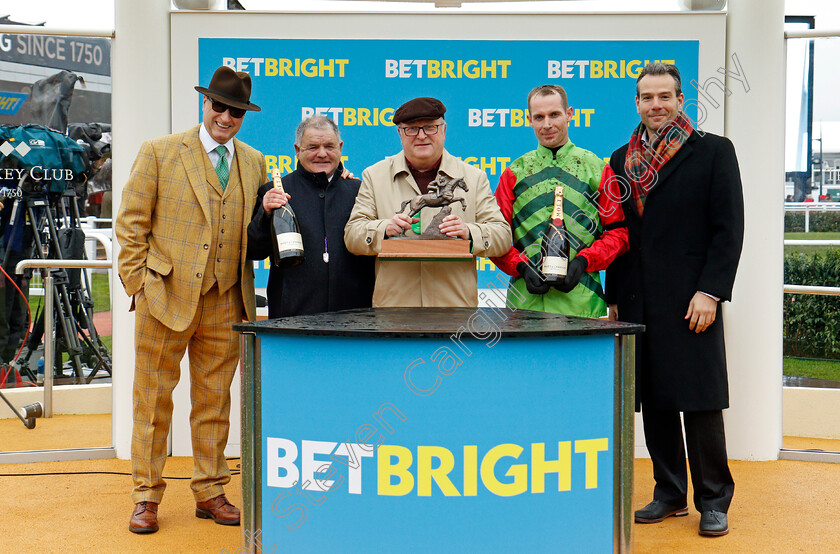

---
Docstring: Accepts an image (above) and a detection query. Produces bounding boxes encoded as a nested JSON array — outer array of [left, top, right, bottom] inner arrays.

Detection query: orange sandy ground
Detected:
[[2, 416, 840, 553]]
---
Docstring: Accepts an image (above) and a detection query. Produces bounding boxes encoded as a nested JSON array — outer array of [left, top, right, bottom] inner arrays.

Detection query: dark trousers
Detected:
[[642, 407, 734, 513]]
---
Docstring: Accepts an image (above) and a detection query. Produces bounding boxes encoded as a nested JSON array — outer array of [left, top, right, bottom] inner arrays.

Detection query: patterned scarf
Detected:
[[624, 111, 694, 216]]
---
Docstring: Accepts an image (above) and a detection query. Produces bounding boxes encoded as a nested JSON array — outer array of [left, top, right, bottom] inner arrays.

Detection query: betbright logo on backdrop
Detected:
[[266, 436, 610, 497], [547, 58, 676, 79], [222, 57, 349, 77], [384, 59, 512, 79]]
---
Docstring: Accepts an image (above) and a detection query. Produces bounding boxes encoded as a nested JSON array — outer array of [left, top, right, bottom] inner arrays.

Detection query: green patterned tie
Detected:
[[214, 145, 229, 190]]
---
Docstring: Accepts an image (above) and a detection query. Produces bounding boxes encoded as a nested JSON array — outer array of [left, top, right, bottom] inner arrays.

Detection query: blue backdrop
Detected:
[[198, 38, 699, 288]]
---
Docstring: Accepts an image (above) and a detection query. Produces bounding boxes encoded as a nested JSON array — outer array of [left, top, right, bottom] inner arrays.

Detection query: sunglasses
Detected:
[[208, 98, 246, 119]]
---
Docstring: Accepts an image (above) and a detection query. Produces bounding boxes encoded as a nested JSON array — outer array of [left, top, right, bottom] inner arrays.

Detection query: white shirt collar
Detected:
[[199, 123, 235, 157], [641, 128, 651, 146]]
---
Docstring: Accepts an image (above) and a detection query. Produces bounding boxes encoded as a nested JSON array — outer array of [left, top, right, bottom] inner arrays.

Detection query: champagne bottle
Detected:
[[269, 169, 304, 268], [542, 186, 570, 284]]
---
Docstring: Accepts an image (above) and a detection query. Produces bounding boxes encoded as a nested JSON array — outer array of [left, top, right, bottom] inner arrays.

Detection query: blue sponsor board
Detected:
[[198, 38, 698, 288], [0, 92, 28, 115], [258, 333, 615, 552]]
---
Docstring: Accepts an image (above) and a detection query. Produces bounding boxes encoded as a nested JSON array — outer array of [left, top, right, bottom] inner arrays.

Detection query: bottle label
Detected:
[[276, 232, 303, 252], [552, 186, 564, 220], [542, 256, 568, 277], [272, 168, 285, 193]]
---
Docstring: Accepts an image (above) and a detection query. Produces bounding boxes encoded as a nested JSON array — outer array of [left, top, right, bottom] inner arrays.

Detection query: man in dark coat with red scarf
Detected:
[[606, 63, 744, 537]]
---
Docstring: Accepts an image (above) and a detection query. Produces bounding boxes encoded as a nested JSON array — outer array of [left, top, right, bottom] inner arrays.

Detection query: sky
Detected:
[[0, 0, 113, 30]]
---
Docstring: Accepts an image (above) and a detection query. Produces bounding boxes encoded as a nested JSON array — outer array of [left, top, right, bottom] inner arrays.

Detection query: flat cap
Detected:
[[392, 97, 446, 125]]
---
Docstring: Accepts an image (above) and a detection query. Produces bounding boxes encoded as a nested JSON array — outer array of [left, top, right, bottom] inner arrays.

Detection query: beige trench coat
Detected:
[[344, 150, 511, 307]]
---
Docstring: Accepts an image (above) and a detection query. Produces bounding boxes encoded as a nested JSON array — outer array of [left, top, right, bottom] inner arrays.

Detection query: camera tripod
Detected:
[[3, 183, 112, 386]]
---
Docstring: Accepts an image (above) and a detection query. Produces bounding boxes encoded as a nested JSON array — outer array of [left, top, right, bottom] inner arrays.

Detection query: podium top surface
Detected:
[[234, 308, 644, 338]]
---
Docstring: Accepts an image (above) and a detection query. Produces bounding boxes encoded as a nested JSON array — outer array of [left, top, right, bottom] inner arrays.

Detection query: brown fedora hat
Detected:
[[195, 66, 261, 112]]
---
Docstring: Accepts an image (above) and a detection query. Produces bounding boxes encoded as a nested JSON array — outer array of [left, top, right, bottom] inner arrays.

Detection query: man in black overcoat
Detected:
[[248, 116, 374, 316], [606, 63, 744, 537]]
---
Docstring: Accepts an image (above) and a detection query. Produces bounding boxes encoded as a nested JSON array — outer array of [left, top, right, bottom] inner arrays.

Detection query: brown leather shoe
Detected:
[[129, 501, 159, 534], [195, 494, 240, 526]]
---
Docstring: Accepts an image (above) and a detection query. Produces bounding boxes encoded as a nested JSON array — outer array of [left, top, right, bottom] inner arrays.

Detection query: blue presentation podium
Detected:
[[235, 308, 642, 553]]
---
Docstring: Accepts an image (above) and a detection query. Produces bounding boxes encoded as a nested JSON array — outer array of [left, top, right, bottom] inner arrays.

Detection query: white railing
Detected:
[[784, 203, 840, 232], [784, 284, 840, 296], [15, 259, 112, 418], [78, 217, 113, 271], [784, 237, 840, 292], [785, 203, 840, 210], [811, 167, 840, 187], [785, 240, 840, 246], [783, 239, 840, 302]]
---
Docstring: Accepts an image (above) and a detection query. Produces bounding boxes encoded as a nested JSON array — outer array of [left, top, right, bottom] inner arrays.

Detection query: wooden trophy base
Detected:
[[378, 238, 473, 262]]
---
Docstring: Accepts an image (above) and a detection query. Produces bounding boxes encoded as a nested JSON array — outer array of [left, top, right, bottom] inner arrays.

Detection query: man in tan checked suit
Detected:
[[116, 66, 266, 534]]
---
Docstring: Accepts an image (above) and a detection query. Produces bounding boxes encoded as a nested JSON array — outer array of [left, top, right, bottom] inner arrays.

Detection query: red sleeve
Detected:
[[490, 167, 528, 276], [576, 164, 630, 272]]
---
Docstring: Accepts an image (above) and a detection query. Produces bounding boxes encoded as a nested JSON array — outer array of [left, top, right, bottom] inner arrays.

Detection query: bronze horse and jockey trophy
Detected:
[[378, 174, 474, 261]]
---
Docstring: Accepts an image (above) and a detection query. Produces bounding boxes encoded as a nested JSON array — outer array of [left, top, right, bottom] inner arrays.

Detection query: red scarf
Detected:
[[624, 111, 693, 216]]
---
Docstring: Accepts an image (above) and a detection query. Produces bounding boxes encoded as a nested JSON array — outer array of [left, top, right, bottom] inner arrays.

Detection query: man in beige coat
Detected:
[[345, 97, 510, 307], [116, 66, 266, 534]]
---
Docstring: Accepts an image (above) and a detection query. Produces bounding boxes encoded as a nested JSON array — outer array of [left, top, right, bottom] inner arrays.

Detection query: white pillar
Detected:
[[111, 0, 171, 459], [723, 0, 786, 460]]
